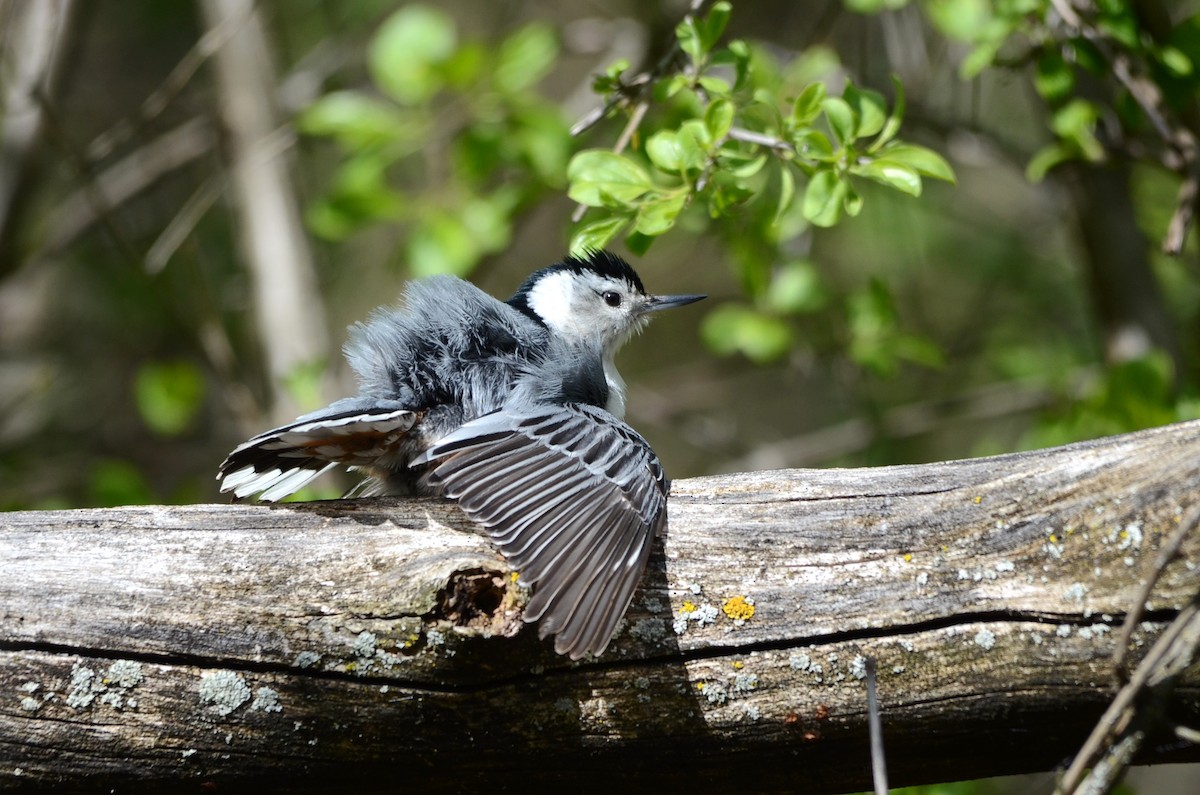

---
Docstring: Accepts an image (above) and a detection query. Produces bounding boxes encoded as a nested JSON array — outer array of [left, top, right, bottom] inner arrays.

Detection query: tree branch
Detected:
[[2, 421, 1200, 792]]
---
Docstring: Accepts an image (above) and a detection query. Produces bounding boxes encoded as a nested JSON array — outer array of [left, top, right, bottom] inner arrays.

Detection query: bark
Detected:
[[2, 421, 1199, 793]]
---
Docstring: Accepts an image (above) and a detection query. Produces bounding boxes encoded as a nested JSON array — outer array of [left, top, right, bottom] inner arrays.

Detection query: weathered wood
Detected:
[[2, 421, 1199, 793]]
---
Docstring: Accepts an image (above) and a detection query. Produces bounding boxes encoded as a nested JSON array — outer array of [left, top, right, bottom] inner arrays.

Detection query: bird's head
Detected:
[[509, 251, 705, 354]]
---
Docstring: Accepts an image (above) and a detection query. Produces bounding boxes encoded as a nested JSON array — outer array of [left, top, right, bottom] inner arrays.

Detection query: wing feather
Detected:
[[420, 403, 668, 659]]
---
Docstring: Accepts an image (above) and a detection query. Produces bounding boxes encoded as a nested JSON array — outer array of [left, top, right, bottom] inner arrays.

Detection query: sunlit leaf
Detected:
[[369, 5, 456, 104], [821, 97, 855, 145], [701, 304, 793, 363], [765, 260, 827, 314], [495, 22, 558, 94], [878, 143, 956, 182], [844, 83, 887, 139], [567, 151, 654, 206], [646, 130, 686, 173], [802, 169, 847, 227], [635, 192, 688, 236], [857, 159, 923, 196], [570, 215, 630, 255], [705, 98, 735, 141], [792, 83, 827, 126]]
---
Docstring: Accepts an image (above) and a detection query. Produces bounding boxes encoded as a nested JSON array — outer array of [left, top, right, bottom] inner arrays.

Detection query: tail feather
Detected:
[[217, 403, 416, 502]]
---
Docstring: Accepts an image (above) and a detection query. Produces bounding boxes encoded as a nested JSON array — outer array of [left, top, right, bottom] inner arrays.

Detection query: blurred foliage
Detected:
[[297, 5, 571, 277], [0, 0, 1198, 527]]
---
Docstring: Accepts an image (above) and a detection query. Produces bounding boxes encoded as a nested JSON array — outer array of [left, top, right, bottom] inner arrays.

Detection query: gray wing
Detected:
[[413, 403, 668, 659], [218, 397, 415, 502]]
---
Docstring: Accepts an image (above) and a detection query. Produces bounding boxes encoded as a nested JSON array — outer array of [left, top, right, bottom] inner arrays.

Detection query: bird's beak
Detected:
[[643, 293, 707, 313]]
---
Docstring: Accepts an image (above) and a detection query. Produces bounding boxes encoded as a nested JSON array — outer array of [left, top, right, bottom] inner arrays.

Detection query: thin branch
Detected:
[[1113, 503, 1200, 682], [1056, 597, 1200, 794], [865, 658, 888, 795], [85, 2, 248, 163], [567, 0, 707, 224], [728, 126, 795, 152], [36, 117, 215, 259]]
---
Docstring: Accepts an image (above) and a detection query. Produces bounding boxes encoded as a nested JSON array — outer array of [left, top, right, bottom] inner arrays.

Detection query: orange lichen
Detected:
[[722, 595, 755, 621]]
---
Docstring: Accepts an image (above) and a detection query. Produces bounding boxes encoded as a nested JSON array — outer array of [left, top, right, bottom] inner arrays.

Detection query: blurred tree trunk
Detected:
[[1066, 160, 1181, 370], [0, 0, 76, 272], [198, 0, 329, 421]]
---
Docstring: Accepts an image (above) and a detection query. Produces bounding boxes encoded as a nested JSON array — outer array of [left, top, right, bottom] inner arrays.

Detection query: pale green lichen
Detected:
[[629, 618, 668, 643], [65, 665, 102, 709], [198, 671, 252, 717], [65, 661, 144, 711], [105, 660, 144, 689], [250, 687, 283, 713], [293, 651, 320, 669], [974, 628, 997, 650], [353, 631, 378, 658]]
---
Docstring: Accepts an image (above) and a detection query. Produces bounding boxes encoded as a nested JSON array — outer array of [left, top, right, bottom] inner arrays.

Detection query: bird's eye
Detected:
[[602, 291, 622, 307]]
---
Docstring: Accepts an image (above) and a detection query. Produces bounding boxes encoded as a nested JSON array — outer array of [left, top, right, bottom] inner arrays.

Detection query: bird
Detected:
[[217, 250, 705, 659]]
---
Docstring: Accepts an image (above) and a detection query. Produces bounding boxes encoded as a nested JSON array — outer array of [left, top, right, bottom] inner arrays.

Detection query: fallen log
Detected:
[[2, 420, 1199, 793]]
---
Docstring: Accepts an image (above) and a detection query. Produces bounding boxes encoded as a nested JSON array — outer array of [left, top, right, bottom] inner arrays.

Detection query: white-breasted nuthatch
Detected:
[[217, 251, 705, 659]]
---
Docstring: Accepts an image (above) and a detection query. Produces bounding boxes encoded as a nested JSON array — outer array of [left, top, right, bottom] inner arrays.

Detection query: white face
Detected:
[[526, 270, 651, 351]]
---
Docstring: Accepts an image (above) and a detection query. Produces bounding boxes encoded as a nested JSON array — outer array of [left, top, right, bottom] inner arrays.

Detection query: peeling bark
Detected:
[[2, 421, 1199, 793]]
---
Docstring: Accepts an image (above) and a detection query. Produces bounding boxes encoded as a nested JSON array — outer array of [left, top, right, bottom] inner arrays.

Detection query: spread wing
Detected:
[[217, 398, 416, 502], [414, 403, 668, 659]]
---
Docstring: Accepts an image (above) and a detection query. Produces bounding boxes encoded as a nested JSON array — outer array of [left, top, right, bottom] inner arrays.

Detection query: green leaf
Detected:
[[135, 360, 206, 437], [676, 17, 703, 64], [701, 304, 793, 363], [1034, 49, 1075, 105], [408, 212, 479, 277], [843, 183, 863, 216], [1157, 44, 1193, 77], [802, 169, 847, 227], [705, 98, 735, 141], [925, 0, 991, 42], [634, 192, 688, 236], [724, 152, 768, 178], [872, 76, 905, 151], [677, 119, 713, 172], [567, 150, 654, 206], [844, 83, 887, 139], [1050, 99, 1104, 161], [701, 1, 732, 51], [821, 97, 855, 146], [698, 75, 732, 95], [792, 83, 827, 126], [570, 215, 630, 255], [1026, 142, 1073, 182], [646, 130, 686, 173], [625, 230, 655, 255], [765, 260, 827, 314], [494, 22, 558, 94], [878, 143, 956, 182], [857, 159, 922, 196], [773, 165, 795, 228], [796, 130, 835, 160], [961, 40, 1002, 78], [297, 91, 423, 150], [369, 5, 457, 105]]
